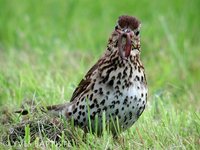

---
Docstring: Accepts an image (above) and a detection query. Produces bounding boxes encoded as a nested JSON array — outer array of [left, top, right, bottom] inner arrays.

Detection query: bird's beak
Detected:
[[117, 30, 132, 60]]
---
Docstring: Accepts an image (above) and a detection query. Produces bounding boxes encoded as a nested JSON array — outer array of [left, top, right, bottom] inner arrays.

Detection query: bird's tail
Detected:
[[14, 103, 70, 117]]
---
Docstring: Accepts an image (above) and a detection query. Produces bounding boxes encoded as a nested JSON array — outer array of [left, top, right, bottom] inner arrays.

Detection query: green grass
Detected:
[[0, 0, 200, 149]]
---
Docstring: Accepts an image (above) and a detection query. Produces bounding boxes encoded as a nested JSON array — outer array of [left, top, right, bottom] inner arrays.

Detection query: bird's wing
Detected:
[[69, 58, 104, 102]]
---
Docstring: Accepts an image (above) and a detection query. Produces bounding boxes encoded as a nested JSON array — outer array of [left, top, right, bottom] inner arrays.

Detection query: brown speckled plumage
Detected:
[[17, 15, 147, 135]]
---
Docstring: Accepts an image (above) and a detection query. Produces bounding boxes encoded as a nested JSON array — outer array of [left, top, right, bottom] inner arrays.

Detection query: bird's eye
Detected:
[[135, 31, 140, 36]]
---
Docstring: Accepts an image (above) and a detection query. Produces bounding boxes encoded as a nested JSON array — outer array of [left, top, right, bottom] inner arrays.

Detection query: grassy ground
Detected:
[[0, 0, 200, 149]]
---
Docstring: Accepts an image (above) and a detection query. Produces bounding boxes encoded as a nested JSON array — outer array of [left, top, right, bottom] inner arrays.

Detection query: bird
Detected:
[[16, 15, 148, 135]]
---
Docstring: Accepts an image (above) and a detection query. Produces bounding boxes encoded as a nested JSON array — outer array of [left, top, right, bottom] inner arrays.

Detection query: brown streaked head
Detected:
[[117, 15, 140, 30], [112, 15, 141, 60]]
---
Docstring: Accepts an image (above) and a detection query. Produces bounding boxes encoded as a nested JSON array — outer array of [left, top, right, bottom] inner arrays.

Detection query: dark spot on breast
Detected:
[[116, 100, 120, 104], [73, 108, 77, 114], [76, 101, 79, 106], [116, 90, 120, 94], [116, 80, 121, 85], [82, 112, 85, 116], [129, 64, 133, 78], [115, 86, 119, 90], [134, 96, 137, 101], [89, 94, 93, 100], [90, 103, 95, 109], [109, 104, 115, 109], [91, 83, 95, 90], [138, 67, 141, 73], [115, 109, 119, 115], [122, 68, 128, 78], [135, 75, 139, 81], [103, 106, 107, 111], [93, 98, 98, 104], [117, 72, 122, 79], [111, 101, 116, 104], [78, 111, 82, 115], [99, 88, 103, 95], [108, 79, 114, 86], [83, 118, 86, 122], [100, 99, 106, 105], [90, 115, 95, 120], [79, 105, 85, 110], [141, 76, 144, 82], [96, 104, 99, 108], [134, 66, 137, 70], [123, 96, 128, 105], [97, 108, 101, 113]]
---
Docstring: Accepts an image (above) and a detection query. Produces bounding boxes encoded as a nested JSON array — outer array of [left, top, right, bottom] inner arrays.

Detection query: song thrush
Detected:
[[17, 15, 148, 135]]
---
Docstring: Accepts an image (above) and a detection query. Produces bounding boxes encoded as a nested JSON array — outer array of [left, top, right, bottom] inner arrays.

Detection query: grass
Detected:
[[0, 0, 200, 149]]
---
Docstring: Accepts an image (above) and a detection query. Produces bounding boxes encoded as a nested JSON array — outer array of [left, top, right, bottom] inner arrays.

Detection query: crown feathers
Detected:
[[118, 15, 140, 30]]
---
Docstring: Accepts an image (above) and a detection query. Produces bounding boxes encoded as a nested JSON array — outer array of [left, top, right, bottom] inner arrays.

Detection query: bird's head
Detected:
[[108, 15, 141, 60]]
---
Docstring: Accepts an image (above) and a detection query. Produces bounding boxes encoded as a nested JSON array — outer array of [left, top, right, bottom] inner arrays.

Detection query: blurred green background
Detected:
[[0, 0, 199, 108], [0, 0, 200, 148]]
